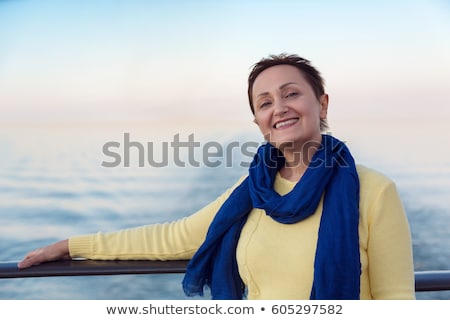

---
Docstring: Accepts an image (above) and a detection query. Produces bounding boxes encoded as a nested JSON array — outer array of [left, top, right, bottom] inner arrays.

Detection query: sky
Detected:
[[0, 0, 449, 125]]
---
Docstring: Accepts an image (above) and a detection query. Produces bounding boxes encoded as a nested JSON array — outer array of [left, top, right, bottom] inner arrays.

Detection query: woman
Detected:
[[18, 54, 415, 300]]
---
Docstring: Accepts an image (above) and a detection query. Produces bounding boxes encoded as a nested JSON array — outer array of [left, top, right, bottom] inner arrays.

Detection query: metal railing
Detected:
[[1, 260, 450, 292]]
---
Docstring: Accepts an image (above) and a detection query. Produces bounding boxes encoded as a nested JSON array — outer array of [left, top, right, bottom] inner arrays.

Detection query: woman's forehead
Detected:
[[252, 65, 308, 94]]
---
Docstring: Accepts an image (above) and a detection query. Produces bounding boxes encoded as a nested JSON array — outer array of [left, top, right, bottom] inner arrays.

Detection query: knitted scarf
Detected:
[[182, 134, 361, 299]]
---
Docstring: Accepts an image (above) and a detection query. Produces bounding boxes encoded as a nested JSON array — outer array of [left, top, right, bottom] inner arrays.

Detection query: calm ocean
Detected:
[[0, 120, 449, 300]]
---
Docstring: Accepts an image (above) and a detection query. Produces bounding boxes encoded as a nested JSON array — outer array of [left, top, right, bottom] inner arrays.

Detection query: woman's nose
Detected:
[[273, 99, 288, 116]]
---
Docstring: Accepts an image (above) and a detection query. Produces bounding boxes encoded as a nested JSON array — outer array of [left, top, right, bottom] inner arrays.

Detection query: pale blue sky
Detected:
[[0, 0, 449, 124]]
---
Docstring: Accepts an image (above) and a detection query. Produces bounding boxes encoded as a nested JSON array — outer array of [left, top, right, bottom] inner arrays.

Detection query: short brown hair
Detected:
[[247, 53, 328, 131]]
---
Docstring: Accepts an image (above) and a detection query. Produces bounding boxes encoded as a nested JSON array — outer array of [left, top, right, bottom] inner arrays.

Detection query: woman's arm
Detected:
[[67, 197, 223, 261], [366, 180, 416, 299], [18, 176, 246, 268]]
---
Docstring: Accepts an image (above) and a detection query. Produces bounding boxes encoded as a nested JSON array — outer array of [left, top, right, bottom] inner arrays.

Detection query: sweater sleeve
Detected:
[[69, 176, 246, 260], [366, 179, 416, 299]]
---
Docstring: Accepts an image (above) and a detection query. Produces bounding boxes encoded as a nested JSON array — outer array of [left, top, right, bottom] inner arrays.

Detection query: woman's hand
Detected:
[[17, 239, 70, 269]]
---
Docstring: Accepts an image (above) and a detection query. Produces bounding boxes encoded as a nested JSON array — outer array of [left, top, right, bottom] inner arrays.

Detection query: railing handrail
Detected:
[[1, 260, 449, 292], [0, 260, 188, 278]]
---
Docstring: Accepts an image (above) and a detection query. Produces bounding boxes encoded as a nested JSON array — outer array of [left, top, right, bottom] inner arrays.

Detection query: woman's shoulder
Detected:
[[356, 164, 396, 191]]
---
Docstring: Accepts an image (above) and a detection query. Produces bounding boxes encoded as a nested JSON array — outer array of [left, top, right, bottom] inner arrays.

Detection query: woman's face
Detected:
[[252, 64, 328, 150]]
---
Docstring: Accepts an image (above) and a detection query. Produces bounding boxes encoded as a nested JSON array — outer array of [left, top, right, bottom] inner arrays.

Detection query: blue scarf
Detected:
[[182, 134, 361, 299]]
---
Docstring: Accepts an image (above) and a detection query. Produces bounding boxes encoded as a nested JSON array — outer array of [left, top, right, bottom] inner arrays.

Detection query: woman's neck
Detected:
[[278, 136, 322, 182]]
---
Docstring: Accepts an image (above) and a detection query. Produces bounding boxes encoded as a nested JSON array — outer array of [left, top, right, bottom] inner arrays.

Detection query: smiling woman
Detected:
[[17, 53, 416, 300]]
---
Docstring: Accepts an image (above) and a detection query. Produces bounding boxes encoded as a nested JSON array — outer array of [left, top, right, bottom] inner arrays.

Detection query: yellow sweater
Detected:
[[69, 165, 415, 299]]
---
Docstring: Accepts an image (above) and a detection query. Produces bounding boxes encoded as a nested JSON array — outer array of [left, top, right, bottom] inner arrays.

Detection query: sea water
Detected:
[[0, 120, 448, 299]]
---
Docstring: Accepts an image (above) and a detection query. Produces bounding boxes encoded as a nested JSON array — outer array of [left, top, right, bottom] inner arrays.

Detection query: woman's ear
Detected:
[[320, 94, 329, 119]]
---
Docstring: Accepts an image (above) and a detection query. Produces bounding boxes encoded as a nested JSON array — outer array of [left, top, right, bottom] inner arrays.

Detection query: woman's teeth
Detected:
[[275, 118, 298, 129]]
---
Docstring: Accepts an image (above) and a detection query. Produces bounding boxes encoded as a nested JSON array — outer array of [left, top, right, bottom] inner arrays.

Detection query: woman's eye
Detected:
[[286, 92, 298, 98], [260, 101, 271, 109]]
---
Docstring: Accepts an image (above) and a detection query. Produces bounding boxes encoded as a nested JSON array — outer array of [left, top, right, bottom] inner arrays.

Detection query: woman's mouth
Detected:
[[274, 118, 299, 129]]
